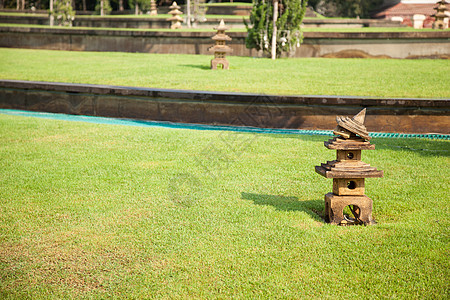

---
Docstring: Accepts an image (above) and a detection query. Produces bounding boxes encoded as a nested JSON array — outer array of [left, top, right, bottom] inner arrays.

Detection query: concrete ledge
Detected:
[[203, 5, 252, 16], [1, 26, 449, 58], [302, 19, 403, 28], [2, 25, 450, 39], [1, 80, 448, 134]]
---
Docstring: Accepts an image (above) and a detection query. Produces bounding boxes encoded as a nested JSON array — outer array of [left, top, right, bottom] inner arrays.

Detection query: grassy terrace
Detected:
[[3, 22, 450, 32], [0, 22, 247, 32], [1, 48, 449, 98], [0, 113, 449, 298], [204, 2, 252, 6]]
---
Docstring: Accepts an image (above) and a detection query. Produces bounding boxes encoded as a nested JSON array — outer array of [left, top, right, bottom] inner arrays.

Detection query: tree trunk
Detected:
[[119, 0, 124, 11], [101, 0, 104, 16], [193, 0, 199, 27], [186, 0, 191, 28], [271, 0, 278, 60], [49, 0, 54, 26], [135, 2, 139, 15], [82, 0, 86, 11]]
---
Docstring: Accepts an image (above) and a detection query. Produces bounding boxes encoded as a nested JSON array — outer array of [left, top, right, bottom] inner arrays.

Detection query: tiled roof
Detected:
[[374, 3, 437, 18]]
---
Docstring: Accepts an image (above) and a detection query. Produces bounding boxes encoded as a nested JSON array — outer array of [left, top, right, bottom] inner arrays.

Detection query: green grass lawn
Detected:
[[0, 11, 247, 19], [1, 48, 449, 98], [0, 12, 248, 20], [76, 14, 248, 20], [204, 2, 252, 6], [0, 113, 448, 298], [0, 22, 248, 32]]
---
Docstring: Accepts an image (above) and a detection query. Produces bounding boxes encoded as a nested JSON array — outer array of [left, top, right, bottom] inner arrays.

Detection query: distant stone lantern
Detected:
[[209, 19, 233, 70], [150, 0, 157, 16], [167, 1, 183, 29], [315, 109, 383, 225], [433, 0, 449, 29]]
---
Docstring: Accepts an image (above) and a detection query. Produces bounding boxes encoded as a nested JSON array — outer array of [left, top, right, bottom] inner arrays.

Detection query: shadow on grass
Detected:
[[374, 138, 450, 157], [180, 64, 211, 70], [241, 192, 325, 222]]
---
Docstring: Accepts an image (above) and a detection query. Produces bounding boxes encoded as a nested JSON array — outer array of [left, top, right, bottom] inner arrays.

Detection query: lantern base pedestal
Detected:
[[324, 193, 376, 226], [211, 58, 229, 70]]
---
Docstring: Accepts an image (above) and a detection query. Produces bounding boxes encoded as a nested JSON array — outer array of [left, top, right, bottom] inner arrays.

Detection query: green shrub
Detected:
[[50, 0, 75, 26], [95, 0, 113, 15], [245, 0, 308, 58]]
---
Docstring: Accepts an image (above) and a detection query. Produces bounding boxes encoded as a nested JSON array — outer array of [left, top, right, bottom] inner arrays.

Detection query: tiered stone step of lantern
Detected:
[[315, 109, 383, 226], [433, 0, 449, 29], [209, 20, 233, 70], [167, 2, 183, 29]]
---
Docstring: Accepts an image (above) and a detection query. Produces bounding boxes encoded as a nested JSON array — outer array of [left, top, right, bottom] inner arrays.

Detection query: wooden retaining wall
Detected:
[[0, 26, 449, 58], [0, 80, 448, 134]]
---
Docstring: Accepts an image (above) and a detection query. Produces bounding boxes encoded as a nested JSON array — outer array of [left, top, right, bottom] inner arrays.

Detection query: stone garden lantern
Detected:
[[315, 109, 383, 225], [433, 0, 449, 29], [208, 19, 233, 70], [167, 1, 183, 29]]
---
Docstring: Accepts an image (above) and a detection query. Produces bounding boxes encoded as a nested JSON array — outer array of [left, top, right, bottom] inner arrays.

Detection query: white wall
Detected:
[[401, 0, 438, 3], [383, 0, 437, 5]]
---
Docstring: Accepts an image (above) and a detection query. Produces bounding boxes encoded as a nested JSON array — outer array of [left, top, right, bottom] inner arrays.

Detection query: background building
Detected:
[[375, 0, 449, 28]]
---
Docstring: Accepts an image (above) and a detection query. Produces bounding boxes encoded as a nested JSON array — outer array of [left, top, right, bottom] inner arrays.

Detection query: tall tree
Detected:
[[187, 0, 207, 28], [17, 0, 25, 10], [245, 0, 308, 58], [96, 0, 112, 15], [128, 0, 152, 14], [50, 0, 75, 26]]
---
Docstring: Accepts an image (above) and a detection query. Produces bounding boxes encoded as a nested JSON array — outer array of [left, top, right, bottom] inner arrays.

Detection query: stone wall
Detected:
[[1, 80, 449, 134], [0, 26, 449, 59]]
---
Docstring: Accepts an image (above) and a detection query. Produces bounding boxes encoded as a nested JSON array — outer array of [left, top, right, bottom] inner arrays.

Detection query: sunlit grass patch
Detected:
[[1, 48, 449, 98]]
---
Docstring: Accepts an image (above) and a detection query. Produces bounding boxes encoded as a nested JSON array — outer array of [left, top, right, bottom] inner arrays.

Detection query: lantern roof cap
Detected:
[[214, 19, 229, 31], [335, 108, 370, 141], [169, 1, 181, 9]]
